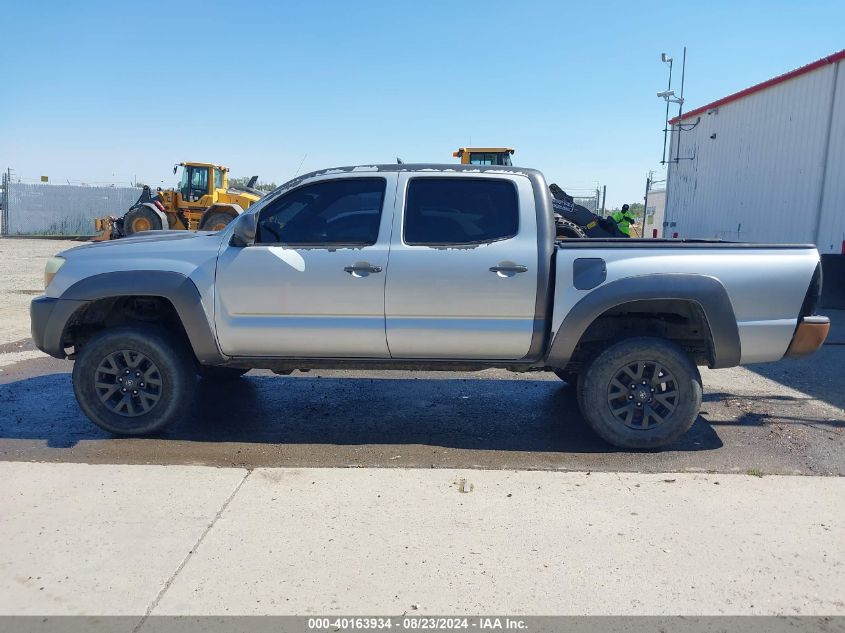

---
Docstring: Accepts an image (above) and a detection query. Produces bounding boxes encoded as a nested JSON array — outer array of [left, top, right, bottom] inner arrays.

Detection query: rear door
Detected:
[[214, 174, 396, 358], [384, 173, 539, 359]]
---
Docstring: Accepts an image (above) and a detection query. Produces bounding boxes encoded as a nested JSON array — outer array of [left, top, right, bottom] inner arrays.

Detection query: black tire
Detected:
[[123, 205, 163, 235], [552, 369, 578, 386], [197, 366, 249, 381], [577, 337, 702, 449], [556, 219, 588, 239], [200, 211, 235, 232], [72, 325, 196, 435]]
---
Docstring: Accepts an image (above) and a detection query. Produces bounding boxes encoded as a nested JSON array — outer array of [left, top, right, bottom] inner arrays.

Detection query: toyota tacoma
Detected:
[[30, 164, 830, 448]]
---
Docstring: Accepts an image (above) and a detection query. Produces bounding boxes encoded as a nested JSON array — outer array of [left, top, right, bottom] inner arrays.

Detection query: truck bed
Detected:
[[551, 240, 820, 364]]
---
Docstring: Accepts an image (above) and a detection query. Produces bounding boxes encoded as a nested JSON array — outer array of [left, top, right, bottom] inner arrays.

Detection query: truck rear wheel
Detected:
[[72, 325, 196, 435], [124, 206, 163, 235], [576, 337, 702, 449]]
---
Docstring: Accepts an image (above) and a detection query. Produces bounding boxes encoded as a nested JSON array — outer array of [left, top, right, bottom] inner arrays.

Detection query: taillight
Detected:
[[799, 263, 822, 317]]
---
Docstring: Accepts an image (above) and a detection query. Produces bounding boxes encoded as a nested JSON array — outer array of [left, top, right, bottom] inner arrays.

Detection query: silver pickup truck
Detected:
[[30, 164, 830, 449]]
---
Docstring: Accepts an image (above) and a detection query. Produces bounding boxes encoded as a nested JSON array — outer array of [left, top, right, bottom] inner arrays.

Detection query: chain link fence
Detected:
[[572, 195, 600, 213], [0, 181, 141, 236]]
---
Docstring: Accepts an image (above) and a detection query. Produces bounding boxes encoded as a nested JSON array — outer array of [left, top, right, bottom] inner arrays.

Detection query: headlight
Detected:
[[44, 256, 66, 289]]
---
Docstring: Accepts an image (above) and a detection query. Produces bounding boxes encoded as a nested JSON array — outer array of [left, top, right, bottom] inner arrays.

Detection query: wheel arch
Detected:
[[545, 274, 741, 370], [59, 271, 225, 364]]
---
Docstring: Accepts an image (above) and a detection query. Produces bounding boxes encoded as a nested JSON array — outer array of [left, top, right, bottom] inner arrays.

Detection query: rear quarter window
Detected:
[[403, 178, 519, 246]]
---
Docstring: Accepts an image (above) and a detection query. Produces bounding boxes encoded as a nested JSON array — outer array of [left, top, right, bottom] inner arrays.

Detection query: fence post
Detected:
[[1, 169, 9, 237]]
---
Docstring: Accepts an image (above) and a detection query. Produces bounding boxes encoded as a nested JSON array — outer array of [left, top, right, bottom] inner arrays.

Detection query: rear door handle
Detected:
[[344, 263, 383, 274], [489, 264, 528, 274]]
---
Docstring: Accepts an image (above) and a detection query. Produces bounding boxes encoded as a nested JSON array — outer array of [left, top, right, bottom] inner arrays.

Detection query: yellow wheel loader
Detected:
[[94, 162, 263, 240]]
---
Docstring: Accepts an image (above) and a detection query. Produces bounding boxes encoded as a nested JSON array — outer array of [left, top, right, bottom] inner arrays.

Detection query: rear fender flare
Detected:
[[545, 273, 741, 369]]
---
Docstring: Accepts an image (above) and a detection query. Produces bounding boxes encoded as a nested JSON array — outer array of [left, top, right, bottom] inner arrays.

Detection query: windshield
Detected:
[[176, 166, 188, 192], [214, 168, 224, 190], [469, 152, 512, 166]]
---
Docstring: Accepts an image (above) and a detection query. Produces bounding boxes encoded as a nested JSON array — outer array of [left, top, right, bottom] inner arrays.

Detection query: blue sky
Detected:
[[2, 0, 843, 207]]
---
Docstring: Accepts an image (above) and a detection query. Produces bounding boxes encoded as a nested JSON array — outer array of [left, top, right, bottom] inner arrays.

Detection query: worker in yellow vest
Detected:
[[611, 204, 636, 237]]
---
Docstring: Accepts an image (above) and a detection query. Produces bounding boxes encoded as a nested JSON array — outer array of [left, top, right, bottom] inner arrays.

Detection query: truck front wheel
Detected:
[[577, 337, 702, 449], [72, 325, 196, 435]]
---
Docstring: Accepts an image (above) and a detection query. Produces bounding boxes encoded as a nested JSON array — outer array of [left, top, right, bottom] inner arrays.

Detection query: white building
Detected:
[[664, 50, 845, 254], [643, 188, 665, 238]]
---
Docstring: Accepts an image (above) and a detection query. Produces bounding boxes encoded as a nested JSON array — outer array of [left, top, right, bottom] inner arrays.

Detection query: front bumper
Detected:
[[784, 315, 830, 358], [30, 295, 88, 358]]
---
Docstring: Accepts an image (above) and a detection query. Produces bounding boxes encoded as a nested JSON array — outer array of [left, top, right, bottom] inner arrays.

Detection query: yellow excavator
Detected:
[[452, 147, 515, 166], [94, 161, 263, 240]]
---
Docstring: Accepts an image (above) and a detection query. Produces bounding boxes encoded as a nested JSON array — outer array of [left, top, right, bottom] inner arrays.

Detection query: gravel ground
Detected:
[[0, 238, 81, 344]]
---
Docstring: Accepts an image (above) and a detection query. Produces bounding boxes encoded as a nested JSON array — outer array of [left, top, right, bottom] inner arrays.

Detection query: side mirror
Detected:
[[229, 213, 257, 247]]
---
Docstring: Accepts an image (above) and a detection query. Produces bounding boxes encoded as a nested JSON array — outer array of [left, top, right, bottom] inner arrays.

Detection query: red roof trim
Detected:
[[669, 49, 845, 124]]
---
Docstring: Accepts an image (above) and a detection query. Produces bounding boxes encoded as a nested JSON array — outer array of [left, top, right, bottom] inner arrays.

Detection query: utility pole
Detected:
[[675, 46, 687, 163], [660, 53, 673, 165], [601, 185, 607, 213], [643, 172, 653, 238]]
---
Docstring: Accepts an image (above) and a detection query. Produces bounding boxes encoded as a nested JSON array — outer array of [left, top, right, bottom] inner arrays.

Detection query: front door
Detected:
[[384, 173, 539, 359], [214, 174, 396, 358]]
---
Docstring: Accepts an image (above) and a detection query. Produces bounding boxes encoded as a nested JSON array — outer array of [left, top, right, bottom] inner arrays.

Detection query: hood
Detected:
[[61, 230, 219, 255]]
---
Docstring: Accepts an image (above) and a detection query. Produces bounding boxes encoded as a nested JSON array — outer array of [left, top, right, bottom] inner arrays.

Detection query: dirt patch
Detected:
[[0, 238, 82, 345]]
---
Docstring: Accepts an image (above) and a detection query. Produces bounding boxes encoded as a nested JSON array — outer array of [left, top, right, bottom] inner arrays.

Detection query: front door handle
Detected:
[[344, 263, 383, 275], [489, 264, 528, 274]]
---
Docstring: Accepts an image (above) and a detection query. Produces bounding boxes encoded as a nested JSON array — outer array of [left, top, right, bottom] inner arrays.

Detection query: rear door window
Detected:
[[403, 178, 519, 245]]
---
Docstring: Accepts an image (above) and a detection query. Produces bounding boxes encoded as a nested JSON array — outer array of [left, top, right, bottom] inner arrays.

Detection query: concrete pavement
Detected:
[[1, 462, 843, 617]]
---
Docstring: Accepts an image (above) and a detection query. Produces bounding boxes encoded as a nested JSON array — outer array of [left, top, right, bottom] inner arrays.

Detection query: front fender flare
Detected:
[[545, 274, 741, 369], [61, 271, 225, 364]]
